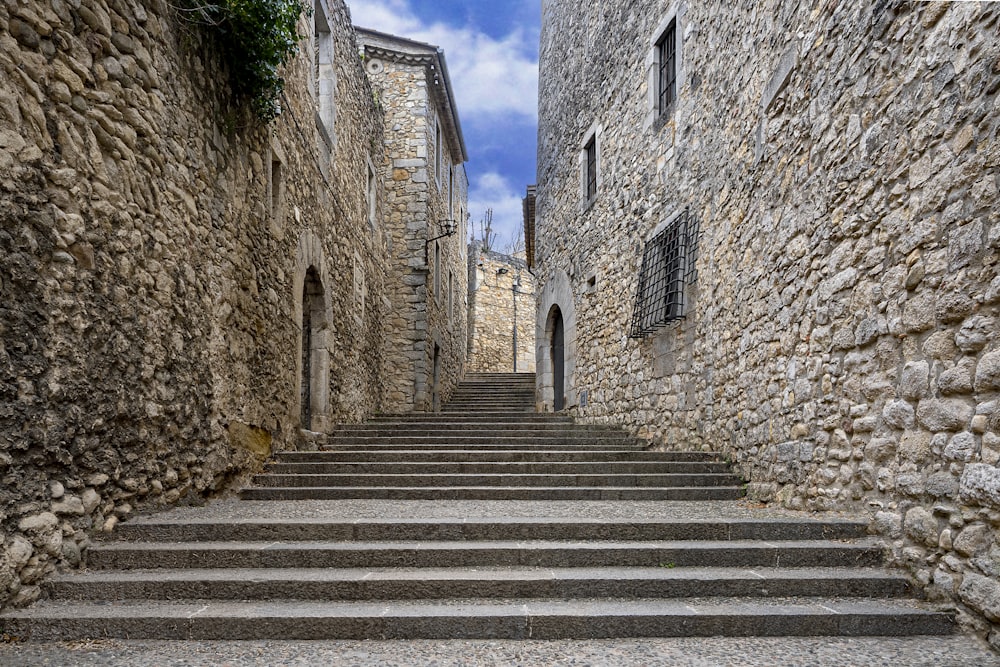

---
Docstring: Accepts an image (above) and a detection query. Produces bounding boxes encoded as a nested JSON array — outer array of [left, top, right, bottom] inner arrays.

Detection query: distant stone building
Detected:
[[0, 0, 468, 609], [467, 242, 536, 374], [356, 28, 470, 412], [537, 0, 1000, 639]]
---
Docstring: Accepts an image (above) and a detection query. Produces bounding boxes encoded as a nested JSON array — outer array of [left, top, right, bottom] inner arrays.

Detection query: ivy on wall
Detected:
[[177, 0, 309, 123]]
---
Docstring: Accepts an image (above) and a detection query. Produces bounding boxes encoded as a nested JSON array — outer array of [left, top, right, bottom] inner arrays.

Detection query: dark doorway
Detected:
[[301, 266, 324, 429], [551, 308, 565, 411]]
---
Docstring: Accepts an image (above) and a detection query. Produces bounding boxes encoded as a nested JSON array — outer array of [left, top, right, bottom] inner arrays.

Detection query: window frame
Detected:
[[579, 123, 602, 209], [645, 7, 684, 131], [655, 19, 677, 117]]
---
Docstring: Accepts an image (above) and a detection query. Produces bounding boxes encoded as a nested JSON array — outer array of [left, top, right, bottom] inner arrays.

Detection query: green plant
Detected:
[[176, 0, 309, 123], [659, 562, 676, 569]]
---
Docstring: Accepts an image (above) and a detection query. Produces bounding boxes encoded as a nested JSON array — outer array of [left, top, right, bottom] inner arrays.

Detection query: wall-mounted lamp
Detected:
[[424, 219, 458, 265]]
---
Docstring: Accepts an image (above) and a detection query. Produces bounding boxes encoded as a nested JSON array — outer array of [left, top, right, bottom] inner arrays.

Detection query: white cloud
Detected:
[[468, 172, 525, 251], [346, 0, 538, 120]]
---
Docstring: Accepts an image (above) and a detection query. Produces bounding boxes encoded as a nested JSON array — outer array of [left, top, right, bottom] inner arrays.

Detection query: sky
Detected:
[[344, 0, 540, 252]]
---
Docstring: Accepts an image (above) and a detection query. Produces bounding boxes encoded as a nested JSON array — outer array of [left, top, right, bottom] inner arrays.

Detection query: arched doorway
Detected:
[[301, 266, 325, 430], [551, 307, 565, 411]]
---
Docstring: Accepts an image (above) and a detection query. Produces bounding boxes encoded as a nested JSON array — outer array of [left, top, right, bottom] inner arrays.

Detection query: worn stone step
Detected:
[[326, 436, 641, 446], [47, 567, 913, 601], [3, 598, 952, 640], [86, 539, 882, 570], [238, 486, 746, 501], [331, 423, 623, 433], [113, 519, 870, 543], [265, 461, 734, 475], [251, 473, 743, 488], [370, 414, 573, 423], [276, 450, 721, 463], [322, 443, 648, 452]]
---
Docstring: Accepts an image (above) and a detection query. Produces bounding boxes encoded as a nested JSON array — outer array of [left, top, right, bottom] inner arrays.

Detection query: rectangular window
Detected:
[[448, 271, 454, 321], [656, 20, 677, 116], [434, 241, 441, 300], [435, 119, 442, 187], [584, 135, 597, 201], [366, 160, 377, 231], [630, 208, 699, 337]]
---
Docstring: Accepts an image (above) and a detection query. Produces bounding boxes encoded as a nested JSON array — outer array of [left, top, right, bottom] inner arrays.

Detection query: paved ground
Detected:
[[1, 637, 998, 666]]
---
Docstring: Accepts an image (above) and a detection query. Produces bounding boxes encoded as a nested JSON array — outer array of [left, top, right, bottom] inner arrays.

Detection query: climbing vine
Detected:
[[176, 0, 309, 123]]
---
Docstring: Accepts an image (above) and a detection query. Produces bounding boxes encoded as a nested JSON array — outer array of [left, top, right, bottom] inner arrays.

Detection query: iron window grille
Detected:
[[584, 136, 598, 201], [630, 208, 699, 338], [656, 19, 677, 116]]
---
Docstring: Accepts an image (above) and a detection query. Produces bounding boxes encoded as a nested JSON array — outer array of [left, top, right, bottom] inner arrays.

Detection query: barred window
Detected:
[[630, 209, 699, 338], [584, 135, 597, 200], [656, 20, 677, 116]]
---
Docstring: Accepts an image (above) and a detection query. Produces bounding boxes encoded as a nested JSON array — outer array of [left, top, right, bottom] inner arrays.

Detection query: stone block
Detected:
[[959, 572, 1000, 622], [954, 524, 992, 557], [916, 398, 973, 432], [960, 464, 1000, 507], [975, 350, 1000, 392], [883, 400, 915, 429], [904, 506, 940, 547], [938, 357, 975, 395], [900, 361, 930, 399], [944, 432, 977, 462], [227, 422, 272, 459]]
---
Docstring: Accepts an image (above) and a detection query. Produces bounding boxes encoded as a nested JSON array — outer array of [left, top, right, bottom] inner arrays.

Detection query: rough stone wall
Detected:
[[538, 0, 1000, 640], [361, 47, 469, 412], [468, 243, 537, 373], [0, 0, 388, 609]]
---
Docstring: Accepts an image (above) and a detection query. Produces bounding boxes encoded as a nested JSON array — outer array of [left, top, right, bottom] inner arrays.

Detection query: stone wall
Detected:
[[359, 31, 469, 412], [0, 0, 390, 609], [537, 0, 1000, 641], [468, 243, 536, 373]]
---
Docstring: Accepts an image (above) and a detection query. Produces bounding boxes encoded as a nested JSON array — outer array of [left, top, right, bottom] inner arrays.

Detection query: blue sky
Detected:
[[344, 0, 540, 252]]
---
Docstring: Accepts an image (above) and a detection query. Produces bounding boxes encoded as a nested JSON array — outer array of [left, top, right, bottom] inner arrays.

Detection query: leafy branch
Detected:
[[175, 0, 309, 123]]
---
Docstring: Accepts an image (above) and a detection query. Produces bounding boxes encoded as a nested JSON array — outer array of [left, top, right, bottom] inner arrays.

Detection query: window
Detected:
[[314, 1, 336, 149], [434, 241, 441, 300], [448, 271, 454, 321], [584, 135, 597, 201], [434, 118, 442, 187], [630, 208, 699, 337], [366, 159, 377, 232], [269, 152, 284, 223], [656, 20, 677, 116]]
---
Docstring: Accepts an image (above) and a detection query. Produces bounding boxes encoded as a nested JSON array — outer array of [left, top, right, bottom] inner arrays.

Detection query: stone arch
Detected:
[[294, 231, 335, 432], [536, 269, 577, 412]]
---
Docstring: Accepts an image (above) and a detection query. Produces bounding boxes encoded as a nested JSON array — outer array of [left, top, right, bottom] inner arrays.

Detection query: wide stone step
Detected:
[[4, 598, 952, 640], [331, 423, 622, 433], [326, 436, 641, 446], [239, 486, 746, 501], [265, 461, 734, 475], [113, 519, 870, 543], [251, 473, 742, 488], [86, 539, 883, 570], [321, 443, 648, 452], [47, 567, 913, 601], [276, 450, 721, 463], [370, 414, 574, 423]]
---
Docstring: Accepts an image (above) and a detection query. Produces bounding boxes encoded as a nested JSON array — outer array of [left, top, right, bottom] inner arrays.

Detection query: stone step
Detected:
[[321, 443, 648, 451], [4, 598, 952, 640], [250, 473, 743, 488], [239, 486, 746, 501], [331, 423, 619, 433], [277, 449, 720, 463], [46, 567, 913, 601], [325, 436, 641, 446], [370, 414, 573, 423], [86, 539, 883, 570], [265, 461, 734, 475], [114, 519, 869, 543]]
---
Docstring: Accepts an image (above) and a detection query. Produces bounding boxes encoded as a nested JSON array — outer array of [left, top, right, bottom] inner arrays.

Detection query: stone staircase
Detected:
[[1, 373, 954, 640]]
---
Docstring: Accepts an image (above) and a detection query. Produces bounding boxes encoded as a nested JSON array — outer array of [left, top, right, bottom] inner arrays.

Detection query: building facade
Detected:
[[356, 28, 470, 412], [467, 242, 536, 374], [537, 0, 1000, 638], [0, 0, 468, 609]]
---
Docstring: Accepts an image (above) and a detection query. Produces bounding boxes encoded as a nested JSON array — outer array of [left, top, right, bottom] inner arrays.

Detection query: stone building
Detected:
[[356, 28, 470, 412], [0, 0, 467, 609], [467, 242, 536, 374], [537, 0, 1000, 640]]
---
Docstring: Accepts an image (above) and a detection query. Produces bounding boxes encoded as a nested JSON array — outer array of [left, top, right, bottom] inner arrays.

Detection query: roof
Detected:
[[355, 26, 468, 164]]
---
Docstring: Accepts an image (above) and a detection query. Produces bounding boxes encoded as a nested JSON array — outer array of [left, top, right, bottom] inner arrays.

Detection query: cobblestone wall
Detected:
[[0, 0, 389, 609], [359, 30, 469, 412], [538, 0, 1000, 640], [468, 243, 536, 373]]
